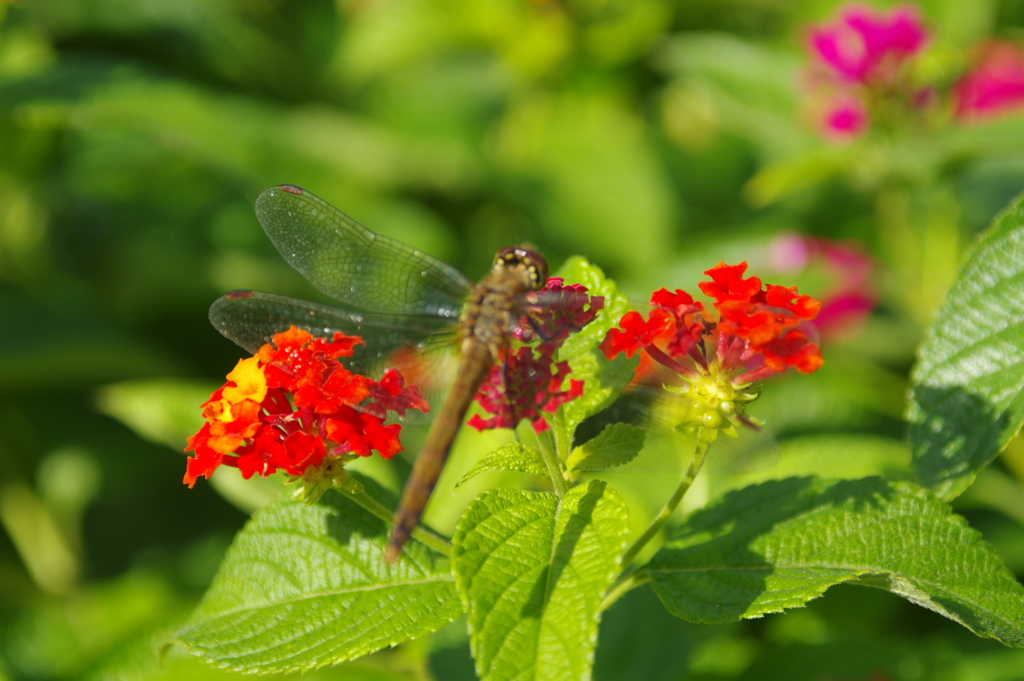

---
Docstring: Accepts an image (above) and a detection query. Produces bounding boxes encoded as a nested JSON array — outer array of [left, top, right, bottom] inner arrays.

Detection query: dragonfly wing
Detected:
[[255, 185, 474, 316], [209, 290, 458, 382]]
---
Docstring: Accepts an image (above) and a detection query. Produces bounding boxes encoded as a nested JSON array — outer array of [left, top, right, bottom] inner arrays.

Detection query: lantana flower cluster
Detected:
[[600, 262, 823, 435], [469, 277, 603, 433], [184, 327, 427, 498], [806, 3, 1024, 138]]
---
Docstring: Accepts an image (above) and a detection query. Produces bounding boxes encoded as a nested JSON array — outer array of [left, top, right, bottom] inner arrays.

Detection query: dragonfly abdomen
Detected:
[[385, 339, 495, 563]]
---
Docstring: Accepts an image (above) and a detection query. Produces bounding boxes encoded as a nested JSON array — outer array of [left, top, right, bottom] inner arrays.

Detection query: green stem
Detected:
[[338, 477, 453, 558], [599, 569, 651, 613], [618, 426, 712, 568], [535, 428, 568, 497], [551, 410, 572, 470]]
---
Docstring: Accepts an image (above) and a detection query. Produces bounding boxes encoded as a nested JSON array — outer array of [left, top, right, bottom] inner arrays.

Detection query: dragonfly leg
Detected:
[[524, 314, 585, 344]]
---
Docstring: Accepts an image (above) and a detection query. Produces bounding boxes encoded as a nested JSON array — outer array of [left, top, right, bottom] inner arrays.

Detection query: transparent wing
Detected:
[[209, 290, 458, 383], [254, 185, 474, 316]]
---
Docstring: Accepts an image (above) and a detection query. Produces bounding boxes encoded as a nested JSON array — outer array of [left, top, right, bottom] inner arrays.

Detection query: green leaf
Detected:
[[170, 490, 462, 672], [655, 34, 807, 159], [453, 442, 546, 490], [452, 480, 629, 680], [567, 423, 645, 473], [649, 477, 1024, 647], [907, 193, 1024, 500], [511, 93, 677, 275], [717, 434, 911, 496], [555, 256, 639, 437], [0, 294, 182, 392], [593, 586, 694, 681], [94, 379, 213, 451]]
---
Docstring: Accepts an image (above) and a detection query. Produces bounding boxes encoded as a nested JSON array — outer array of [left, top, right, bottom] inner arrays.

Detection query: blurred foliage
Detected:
[[2, 0, 1024, 679]]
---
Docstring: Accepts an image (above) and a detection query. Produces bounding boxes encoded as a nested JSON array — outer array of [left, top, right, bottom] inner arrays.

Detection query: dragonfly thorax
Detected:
[[492, 245, 549, 291]]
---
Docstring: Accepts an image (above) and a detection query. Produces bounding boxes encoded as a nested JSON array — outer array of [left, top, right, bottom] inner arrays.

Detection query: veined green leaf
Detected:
[[555, 256, 638, 437], [649, 477, 1024, 647], [452, 481, 629, 680], [170, 490, 461, 672], [454, 442, 546, 490], [567, 423, 645, 474], [907, 192, 1024, 500]]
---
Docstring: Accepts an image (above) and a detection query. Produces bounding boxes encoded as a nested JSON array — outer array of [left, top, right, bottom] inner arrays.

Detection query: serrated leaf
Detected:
[[170, 490, 461, 672], [555, 257, 639, 436], [649, 476, 1024, 647], [452, 480, 629, 681], [453, 442, 546, 490], [567, 423, 645, 473], [907, 193, 1024, 500]]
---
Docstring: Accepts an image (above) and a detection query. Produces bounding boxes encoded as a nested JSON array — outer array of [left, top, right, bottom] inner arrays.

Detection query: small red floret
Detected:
[[698, 262, 763, 303], [522, 278, 605, 353], [600, 308, 674, 359], [366, 368, 429, 418]]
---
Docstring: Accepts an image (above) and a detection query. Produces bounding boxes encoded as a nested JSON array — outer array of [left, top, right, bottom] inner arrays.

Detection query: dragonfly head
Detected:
[[493, 245, 549, 291]]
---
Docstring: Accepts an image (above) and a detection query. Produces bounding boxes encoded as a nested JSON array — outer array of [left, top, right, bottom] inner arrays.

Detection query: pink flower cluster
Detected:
[[806, 4, 928, 138], [768, 233, 875, 338], [809, 4, 927, 84], [954, 41, 1024, 121], [806, 4, 1024, 137]]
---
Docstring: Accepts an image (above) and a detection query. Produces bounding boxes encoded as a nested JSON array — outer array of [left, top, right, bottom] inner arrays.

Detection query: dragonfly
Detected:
[[209, 185, 552, 562]]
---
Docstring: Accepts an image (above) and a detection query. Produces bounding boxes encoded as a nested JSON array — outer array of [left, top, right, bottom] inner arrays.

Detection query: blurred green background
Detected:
[[2, 0, 1024, 679]]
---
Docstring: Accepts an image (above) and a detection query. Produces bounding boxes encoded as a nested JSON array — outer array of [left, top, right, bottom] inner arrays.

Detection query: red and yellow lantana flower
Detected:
[[184, 327, 427, 497]]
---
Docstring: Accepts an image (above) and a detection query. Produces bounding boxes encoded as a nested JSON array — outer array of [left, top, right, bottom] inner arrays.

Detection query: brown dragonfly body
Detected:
[[385, 246, 549, 562]]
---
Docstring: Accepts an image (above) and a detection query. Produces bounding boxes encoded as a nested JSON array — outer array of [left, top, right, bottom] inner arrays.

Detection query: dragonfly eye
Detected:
[[495, 245, 549, 290]]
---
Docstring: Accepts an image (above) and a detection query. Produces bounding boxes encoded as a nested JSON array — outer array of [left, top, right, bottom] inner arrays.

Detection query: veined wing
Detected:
[[209, 290, 458, 382], [255, 185, 474, 316]]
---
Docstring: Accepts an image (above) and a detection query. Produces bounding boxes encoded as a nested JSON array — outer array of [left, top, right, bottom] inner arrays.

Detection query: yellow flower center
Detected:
[[661, 360, 760, 437]]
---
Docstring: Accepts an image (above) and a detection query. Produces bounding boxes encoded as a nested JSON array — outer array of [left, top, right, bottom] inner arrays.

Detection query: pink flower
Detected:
[[768, 233, 876, 338], [954, 41, 1024, 121], [808, 4, 928, 85], [824, 96, 869, 137]]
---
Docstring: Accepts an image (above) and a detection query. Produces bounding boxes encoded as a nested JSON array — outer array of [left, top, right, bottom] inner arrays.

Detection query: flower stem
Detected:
[[617, 426, 712, 568], [599, 568, 651, 613], [551, 411, 572, 473], [338, 477, 453, 558], [535, 428, 568, 497]]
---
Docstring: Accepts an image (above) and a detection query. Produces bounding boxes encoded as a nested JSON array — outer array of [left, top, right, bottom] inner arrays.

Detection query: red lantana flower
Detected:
[[471, 277, 602, 433], [468, 347, 584, 433], [184, 327, 427, 498], [600, 262, 824, 434]]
